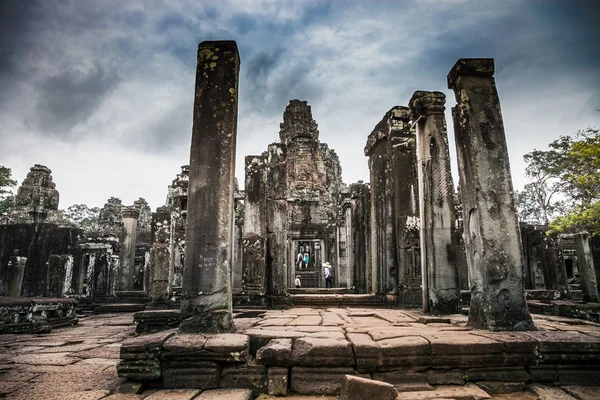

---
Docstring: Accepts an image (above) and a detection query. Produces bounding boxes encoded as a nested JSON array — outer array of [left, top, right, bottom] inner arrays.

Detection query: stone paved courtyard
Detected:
[[1, 309, 600, 399]]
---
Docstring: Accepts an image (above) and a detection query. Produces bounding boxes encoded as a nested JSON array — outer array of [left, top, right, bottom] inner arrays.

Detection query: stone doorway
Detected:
[[290, 239, 325, 288]]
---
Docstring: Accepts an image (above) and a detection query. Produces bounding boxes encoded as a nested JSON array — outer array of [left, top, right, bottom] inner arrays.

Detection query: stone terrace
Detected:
[[2, 310, 600, 399]]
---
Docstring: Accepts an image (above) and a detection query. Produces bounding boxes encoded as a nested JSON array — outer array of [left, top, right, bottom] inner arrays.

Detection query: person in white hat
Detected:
[[323, 262, 333, 288]]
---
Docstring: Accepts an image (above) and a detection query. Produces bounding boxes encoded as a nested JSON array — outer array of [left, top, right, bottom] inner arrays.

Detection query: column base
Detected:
[[179, 309, 233, 333]]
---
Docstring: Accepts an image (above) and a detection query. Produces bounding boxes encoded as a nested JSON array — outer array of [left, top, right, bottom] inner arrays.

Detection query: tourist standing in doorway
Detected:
[[324, 262, 333, 288]]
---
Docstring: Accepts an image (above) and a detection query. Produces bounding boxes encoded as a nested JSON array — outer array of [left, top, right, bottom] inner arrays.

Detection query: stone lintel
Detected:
[[447, 58, 494, 89], [121, 206, 140, 219], [365, 106, 409, 156], [408, 91, 446, 121]]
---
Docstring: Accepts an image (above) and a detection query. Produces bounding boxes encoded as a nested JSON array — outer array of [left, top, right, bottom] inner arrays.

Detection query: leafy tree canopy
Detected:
[[60, 204, 101, 231], [518, 128, 599, 235]]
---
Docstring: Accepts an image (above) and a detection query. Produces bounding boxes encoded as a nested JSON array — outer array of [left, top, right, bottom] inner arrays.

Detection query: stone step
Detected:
[[96, 303, 146, 313], [290, 294, 385, 308], [288, 288, 356, 295]]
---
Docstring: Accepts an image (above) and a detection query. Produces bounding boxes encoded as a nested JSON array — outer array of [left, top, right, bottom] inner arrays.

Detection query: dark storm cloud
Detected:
[[242, 49, 324, 118], [26, 63, 121, 136], [0, 0, 43, 103]]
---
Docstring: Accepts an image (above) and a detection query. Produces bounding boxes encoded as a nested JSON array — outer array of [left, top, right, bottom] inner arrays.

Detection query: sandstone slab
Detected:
[[377, 335, 431, 369], [347, 333, 378, 372], [292, 337, 355, 367], [560, 385, 600, 400], [144, 389, 201, 400], [256, 338, 293, 366], [395, 383, 492, 399], [195, 389, 253, 400], [291, 367, 366, 395], [528, 384, 578, 400], [340, 375, 396, 400]]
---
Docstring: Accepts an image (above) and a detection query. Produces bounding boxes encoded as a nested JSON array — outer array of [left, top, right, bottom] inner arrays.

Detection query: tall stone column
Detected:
[[574, 232, 599, 302], [117, 207, 139, 292], [6, 256, 27, 297], [409, 91, 460, 315], [148, 212, 172, 307], [242, 155, 268, 305], [448, 58, 534, 330], [180, 40, 239, 333]]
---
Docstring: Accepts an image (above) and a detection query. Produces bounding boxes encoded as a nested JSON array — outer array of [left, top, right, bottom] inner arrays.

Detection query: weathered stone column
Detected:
[[5, 256, 27, 297], [180, 40, 239, 333], [409, 91, 460, 315], [117, 206, 139, 292], [574, 232, 599, 302], [265, 144, 288, 305], [148, 212, 172, 307], [448, 58, 534, 330], [241, 155, 268, 306]]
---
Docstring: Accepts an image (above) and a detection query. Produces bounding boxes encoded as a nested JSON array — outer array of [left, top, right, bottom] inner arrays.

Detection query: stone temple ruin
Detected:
[[1, 41, 600, 398]]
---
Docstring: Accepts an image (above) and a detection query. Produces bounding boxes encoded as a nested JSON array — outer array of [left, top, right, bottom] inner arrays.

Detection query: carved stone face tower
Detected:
[[11, 164, 60, 224], [279, 99, 319, 145]]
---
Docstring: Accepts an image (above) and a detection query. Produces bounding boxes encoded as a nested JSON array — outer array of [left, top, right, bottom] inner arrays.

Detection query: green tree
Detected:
[[61, 204, 101, 231], [548, 128, 600, 235], [0, 166, 17, 215], [516, 138, 569, 224]]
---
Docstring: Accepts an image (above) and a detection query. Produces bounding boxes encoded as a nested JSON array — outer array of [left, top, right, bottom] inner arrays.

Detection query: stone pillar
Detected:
[[180, 40, 239, 333], [148, 212, 172, 308], [448, 58, 534, 330], [5, 256, 27, 297], [117, 206, 140, 292], [242, 156, 268, 305], [262, 143, 289, 304], [574, 232, 599, 302], [409, 91, 460, 315], [388, 107, 421, 306]]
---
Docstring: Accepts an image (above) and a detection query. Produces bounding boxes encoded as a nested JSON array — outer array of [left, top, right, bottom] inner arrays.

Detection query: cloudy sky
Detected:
[[1, 0, 598, 210]]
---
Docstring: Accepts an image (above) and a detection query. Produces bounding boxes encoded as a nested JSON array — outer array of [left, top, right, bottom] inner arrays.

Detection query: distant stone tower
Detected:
[[4, 164, 60, 224]]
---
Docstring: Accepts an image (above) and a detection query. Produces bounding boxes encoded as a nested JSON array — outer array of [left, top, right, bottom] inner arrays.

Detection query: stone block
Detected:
[[291, 367, 367, 395], [464, 366, 529, 382], [528, 365, 558, 383], [476, 381, 527, 394], [347, 333, 378, 372], [195, 389, 253, 400], [561, 386, 600, 400], [120, 329, 176, 360], [556, 365, 600, 386], [528, 384, 578, 400], [291, 337, 355, 367], [116, 359, 161, 381], [427, 368, 465, 385], [143, 389, 201, 400], [396, 383, 492, 400], [373, 370, 429, 385], [133, 310, 181, 334], [256, 338, 293, 366], [428, 333, 504, 368], [162, 360, 219, 389], [377, 336, 431, 369], [244, 328, 304, 355], [523, 331, 600, 353], [219, 362, 267, 396], [162, 333, 208, 356], [267, 366, 288, 396], [340, 375, 397, 400], [204, 334, 249, 363]]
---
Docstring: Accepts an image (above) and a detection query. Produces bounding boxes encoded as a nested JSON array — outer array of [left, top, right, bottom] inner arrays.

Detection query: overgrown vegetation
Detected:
[[517, 127, 600, 236]]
